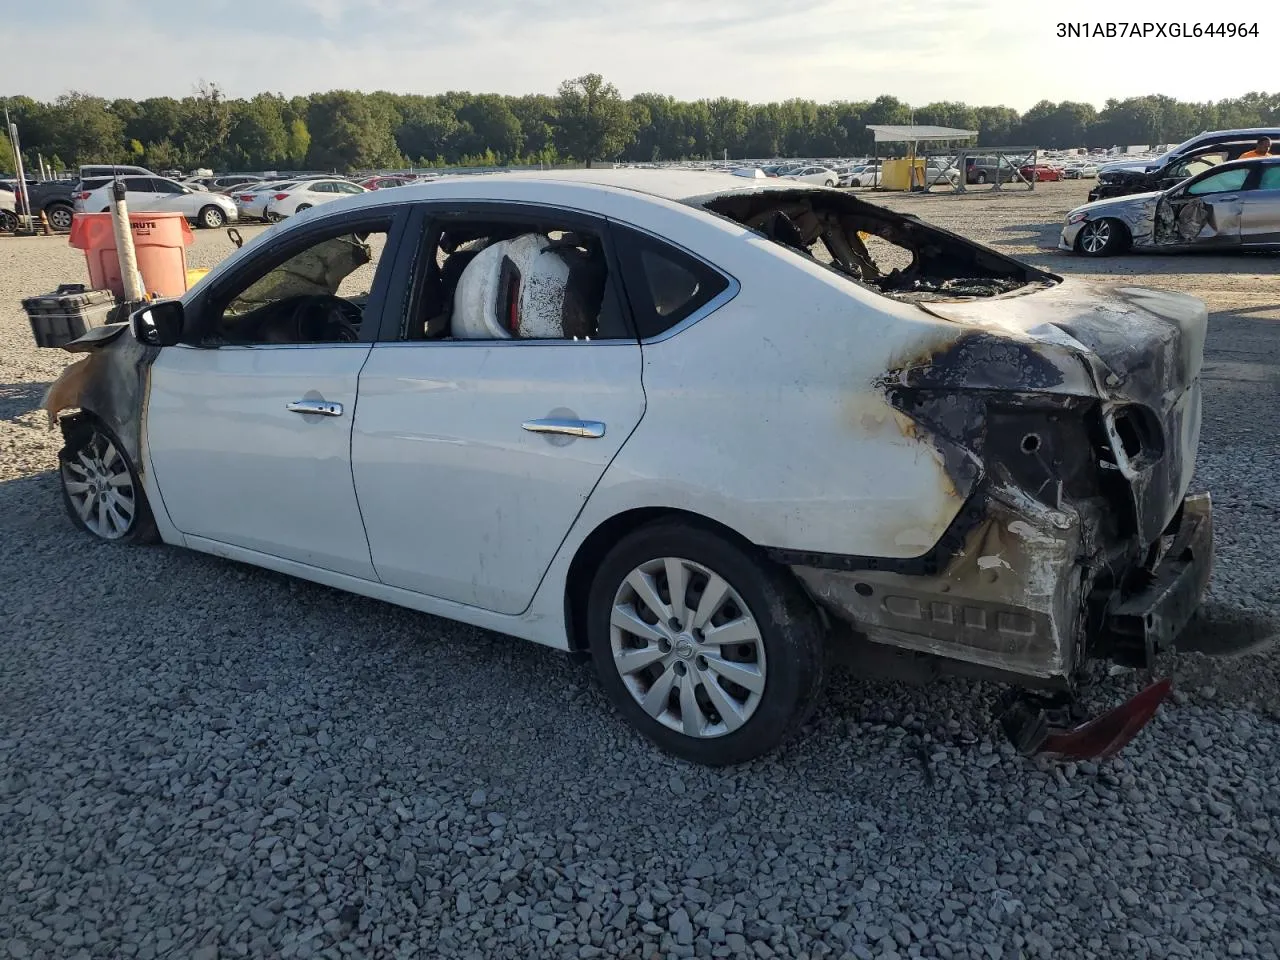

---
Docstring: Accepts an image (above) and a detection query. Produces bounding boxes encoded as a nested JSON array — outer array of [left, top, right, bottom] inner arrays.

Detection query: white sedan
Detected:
[[780, 164, 839, 187], [232, 180, 303, 220], [264, 178, 367, 219], [74, 175, 239, 228], [44, 169, 1214, 765]]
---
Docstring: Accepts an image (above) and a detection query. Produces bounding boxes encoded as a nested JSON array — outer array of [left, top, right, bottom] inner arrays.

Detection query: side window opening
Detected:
[[204, 221, 391, 346], [406, 217, 628, 342]]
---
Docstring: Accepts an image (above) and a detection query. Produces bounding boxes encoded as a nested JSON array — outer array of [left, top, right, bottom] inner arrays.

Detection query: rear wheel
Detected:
[[295, 203, 312, 213], [586, 520, 826, 766], [58, 418, 158, 544], [974, 171, 988, 184], [46, 203, 74, 231], [199, 205, 226, 229], [0, 209, 17, 232], [1076, 217, 1126, 257]]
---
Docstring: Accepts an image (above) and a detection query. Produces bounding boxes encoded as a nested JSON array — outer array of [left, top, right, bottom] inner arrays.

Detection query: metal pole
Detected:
[[8, 119, 33, 233], [109, 179, 146, 302]]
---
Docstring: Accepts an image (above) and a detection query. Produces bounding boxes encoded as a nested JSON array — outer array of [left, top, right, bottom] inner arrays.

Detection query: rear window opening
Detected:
[[699, 189, 1059, 303]]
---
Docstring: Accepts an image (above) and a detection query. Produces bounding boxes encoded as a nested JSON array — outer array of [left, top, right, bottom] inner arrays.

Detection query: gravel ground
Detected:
[[2, 187, 1279, 960]]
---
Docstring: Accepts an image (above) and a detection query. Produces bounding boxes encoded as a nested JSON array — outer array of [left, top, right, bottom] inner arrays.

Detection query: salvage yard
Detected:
[[2, 178, 1279, 960]]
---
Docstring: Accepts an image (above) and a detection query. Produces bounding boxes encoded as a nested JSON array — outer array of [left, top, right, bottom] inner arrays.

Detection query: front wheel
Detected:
[[0, 209, 17, 232], [58, 417, 159, 544], [199, 205, 226, 228], [1076, 217, 1126, 257], [586, 520, 826, 766]]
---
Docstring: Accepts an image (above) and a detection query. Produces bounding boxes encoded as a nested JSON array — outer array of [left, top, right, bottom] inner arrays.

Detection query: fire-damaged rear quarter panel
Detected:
[[785, 278, 1210, 685]]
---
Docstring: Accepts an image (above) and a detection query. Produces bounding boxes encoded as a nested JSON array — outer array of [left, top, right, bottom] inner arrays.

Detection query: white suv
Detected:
[[74, 175, 239, 228]]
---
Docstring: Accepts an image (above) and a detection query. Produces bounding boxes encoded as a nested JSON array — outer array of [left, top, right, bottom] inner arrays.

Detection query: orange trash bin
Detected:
[[69, 212, 195, 299]]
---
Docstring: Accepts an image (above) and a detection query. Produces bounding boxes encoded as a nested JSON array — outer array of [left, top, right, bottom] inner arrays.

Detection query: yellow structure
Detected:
[[879, 157, 927, 191]]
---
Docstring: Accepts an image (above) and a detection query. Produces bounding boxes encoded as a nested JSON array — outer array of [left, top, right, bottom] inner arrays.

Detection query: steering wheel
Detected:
[[289, 295, 362, 343]]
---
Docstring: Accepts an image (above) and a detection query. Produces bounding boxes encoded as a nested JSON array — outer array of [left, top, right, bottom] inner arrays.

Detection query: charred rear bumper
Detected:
[[1096, 492, 1213, 669], [783, 491, 1213, 686]]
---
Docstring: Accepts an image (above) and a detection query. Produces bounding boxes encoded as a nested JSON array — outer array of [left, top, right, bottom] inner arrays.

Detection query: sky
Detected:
[[6, 0, 1276, 111]]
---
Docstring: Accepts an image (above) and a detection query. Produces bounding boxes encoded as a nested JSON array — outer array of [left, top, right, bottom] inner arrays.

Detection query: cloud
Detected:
[[4, 0, 1275, 109]]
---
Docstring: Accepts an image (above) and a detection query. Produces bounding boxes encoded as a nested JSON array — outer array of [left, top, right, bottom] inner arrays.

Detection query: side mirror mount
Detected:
[[131, 300, 185, 347]]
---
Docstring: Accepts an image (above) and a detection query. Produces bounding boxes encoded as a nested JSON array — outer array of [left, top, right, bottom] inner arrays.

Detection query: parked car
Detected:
[[1062, 157, 1280, 256], [0, 183, 16, 231], [841, 164, 881, 187], [233, 181, 301, 220], [9, 179, 79, 231], [1089, 128, 1280, 201], [43, 168, 1213, 765], [964, 156, 1024, 184], [359, 176, 416, 190], [1063, 163, 1098, 179], [204, 175, 263, 193], [75, 175, 239, 228], [780, 165, 839, 187], [1020, 164, 1064, 182], [263, 179, 368, 219], [79, 164, 155, 181]]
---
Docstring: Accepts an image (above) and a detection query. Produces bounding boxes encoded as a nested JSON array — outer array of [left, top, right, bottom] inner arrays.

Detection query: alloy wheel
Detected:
[[610, 556, 766, 738], [1079, 219, 1111, 254], [47, 206, 73, 230], [61, 431, 136, 540]]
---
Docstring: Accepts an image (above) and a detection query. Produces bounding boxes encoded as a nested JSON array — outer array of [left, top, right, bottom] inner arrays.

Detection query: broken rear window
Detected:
[[698, 189, 1057, 303]]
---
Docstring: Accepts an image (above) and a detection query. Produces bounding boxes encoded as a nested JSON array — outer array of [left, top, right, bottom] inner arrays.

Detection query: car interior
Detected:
[[212, 230, 386, 345], [404, 220, 625, 341]]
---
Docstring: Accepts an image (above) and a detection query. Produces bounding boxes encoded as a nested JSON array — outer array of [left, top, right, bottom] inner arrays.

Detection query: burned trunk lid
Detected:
[[917, 279, 1208, 544]]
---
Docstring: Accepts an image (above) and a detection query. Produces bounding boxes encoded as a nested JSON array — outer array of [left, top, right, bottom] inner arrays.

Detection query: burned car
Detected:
[[1063, 157, 1280, 256], [44, 170, 1212, 766], [1089, 128, 1280, 202]]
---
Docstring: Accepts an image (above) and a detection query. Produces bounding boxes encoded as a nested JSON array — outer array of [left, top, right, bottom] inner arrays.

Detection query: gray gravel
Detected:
[[3, 193, 1280, 960]]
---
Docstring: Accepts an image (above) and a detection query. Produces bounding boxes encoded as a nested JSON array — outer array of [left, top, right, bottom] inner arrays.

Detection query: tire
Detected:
[[974, 171, 987, 184], [45, 203, 74, 231], [824, 178, 836, 187], [198, 205, 226, 229], [586, 519, 826, 766], [0, 209, 17, 233], [58, 417, 159, 545], [1075, 217, 1126, 257], [295, 203, 312, 213]]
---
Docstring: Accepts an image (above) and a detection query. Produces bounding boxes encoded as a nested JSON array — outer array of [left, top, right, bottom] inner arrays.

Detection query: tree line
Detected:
[[3, 76, 1277, 175]]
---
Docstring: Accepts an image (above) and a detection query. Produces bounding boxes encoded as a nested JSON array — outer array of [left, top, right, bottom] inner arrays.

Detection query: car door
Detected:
[[351, 202, 647, 615], [122, 176, 162, 211], [150, 177, 195, 215], [146, 208, 407, 578], [1161, 166, 1250, 247], [1241, 165, 1280, 245]]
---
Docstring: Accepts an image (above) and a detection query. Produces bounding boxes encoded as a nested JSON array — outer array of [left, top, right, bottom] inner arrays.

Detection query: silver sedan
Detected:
[[1060, 157, 1280, 256]]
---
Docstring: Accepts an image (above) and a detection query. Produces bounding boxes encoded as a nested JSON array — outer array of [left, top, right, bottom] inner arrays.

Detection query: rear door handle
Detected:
[[287, 399, 343, 417], [522, 418, 606, 438]]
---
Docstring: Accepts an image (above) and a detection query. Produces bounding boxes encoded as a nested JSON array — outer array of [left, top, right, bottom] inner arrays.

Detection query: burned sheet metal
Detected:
[[795, 490, 1088, 680], [42, 323, 157, 477]]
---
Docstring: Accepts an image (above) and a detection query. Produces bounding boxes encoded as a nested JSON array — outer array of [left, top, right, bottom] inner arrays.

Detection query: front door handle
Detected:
[[522, 418, 606, 439], [287, 399, 343, 417]]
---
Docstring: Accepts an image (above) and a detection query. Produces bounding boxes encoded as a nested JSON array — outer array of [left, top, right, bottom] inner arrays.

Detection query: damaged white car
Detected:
[[45, 169, 1214, 766], [1062, 156, 1280, 256]]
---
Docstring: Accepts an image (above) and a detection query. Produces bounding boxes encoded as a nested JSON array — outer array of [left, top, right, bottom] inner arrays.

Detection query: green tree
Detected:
[[179, 82, 233, 167], [42, 92, 126, 165], [553, 74, 636, 166], [286, 118, 311, 168], [306, 91, 401, 170], [458, 94, 523, 162], [228, 94, 289, 169], [0, 128, 13, 173]]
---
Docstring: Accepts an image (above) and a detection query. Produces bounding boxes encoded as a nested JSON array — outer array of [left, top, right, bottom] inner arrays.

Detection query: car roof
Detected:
[[348, 168, 834, 206]]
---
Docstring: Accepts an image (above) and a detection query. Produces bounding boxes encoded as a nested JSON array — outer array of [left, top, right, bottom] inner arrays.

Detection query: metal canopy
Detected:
[[866, 125, 978, 143]]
